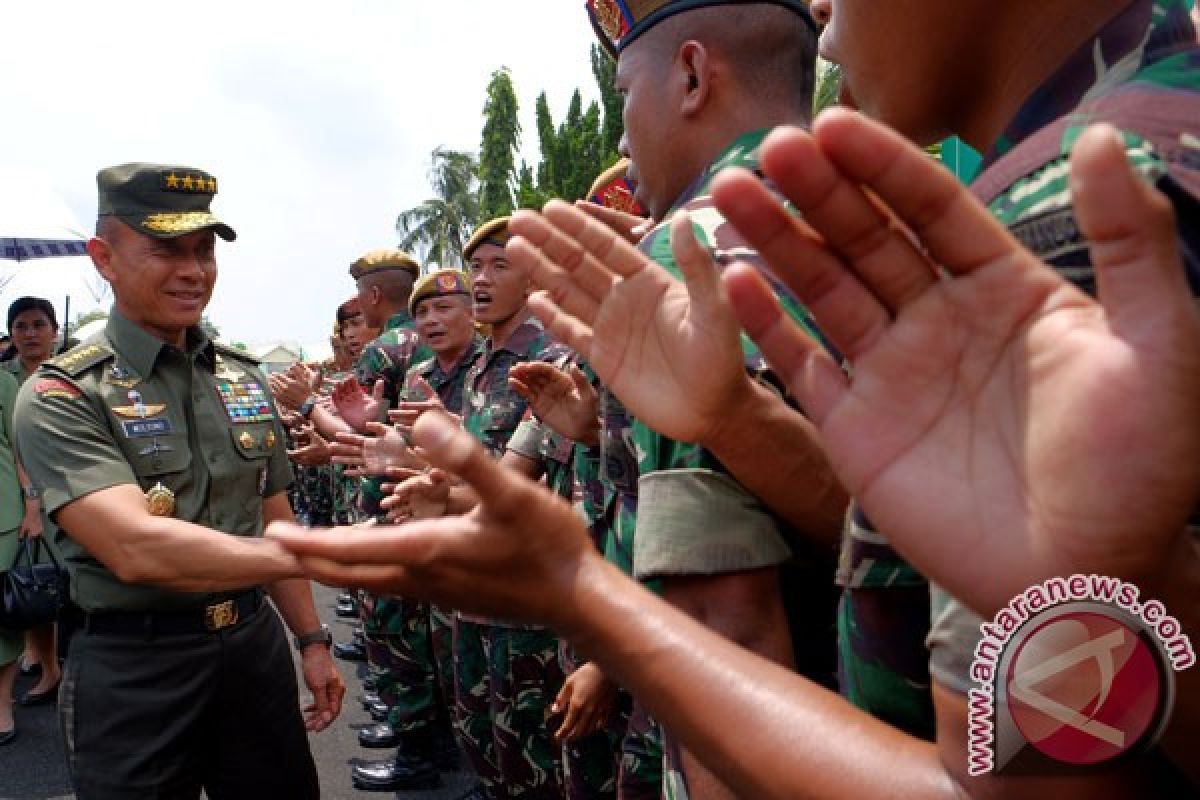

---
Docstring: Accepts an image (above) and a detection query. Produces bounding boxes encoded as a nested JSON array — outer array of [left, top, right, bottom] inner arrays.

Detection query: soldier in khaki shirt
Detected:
[[13, 163, 344, 800]]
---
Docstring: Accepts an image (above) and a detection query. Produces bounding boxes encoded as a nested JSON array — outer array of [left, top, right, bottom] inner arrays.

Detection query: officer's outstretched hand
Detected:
[[712, 113, 1200, 614], [508, 206, 751, 446], [268, 411, 603, 628]]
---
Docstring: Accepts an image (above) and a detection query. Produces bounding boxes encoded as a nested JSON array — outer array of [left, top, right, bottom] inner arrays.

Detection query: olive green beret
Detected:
[[463, 217, 511, 262], [349, 249, 420, 280], [586, 158, 646, 216], [410, 269, 472, 315], [97, 162, 236, 241], [586, 0, 816, 55]]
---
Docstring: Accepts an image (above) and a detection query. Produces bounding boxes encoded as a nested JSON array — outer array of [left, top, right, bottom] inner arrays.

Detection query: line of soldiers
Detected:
[[13, 0, 1196, 798], [267, 1, 1200, 798], [272, 157, 674, 798]]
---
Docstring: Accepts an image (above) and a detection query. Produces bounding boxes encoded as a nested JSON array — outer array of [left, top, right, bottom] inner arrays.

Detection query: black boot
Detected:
[[351, 737, 441, 792], [358, 722, 400, 749], [332, 640, 367, 662]]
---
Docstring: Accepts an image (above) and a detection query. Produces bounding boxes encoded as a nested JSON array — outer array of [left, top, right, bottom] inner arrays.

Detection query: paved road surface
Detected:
[[0, 584, 480, 800]]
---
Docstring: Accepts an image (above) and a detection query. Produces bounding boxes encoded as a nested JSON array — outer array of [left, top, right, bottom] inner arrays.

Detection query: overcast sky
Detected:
[[0, 1, 601, 358]]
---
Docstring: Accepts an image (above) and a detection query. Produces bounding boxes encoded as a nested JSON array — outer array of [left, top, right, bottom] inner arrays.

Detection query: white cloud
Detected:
[[0, 0, 602, 345]]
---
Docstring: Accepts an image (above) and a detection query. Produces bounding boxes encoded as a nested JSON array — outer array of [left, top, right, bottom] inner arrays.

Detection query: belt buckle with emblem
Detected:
[[204, 599, 239, 631]]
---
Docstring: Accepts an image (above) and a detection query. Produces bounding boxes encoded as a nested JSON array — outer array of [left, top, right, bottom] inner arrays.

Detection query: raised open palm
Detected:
[[507, 206, 753, 445], [713, 112, 1200, 613]]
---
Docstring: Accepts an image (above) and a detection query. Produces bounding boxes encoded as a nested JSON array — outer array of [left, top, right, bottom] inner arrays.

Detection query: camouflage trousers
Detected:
[[836, 587, 935, 740], [362, 593, 451, 735], [453, 618, 566, 798], [559, 644, 661, 800], [618, 701, 664, 800], [431, 604, 455, 719]]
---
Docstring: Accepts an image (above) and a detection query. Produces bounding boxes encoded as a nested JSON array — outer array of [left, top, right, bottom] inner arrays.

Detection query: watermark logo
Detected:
[[967, 575, 1193, 776]]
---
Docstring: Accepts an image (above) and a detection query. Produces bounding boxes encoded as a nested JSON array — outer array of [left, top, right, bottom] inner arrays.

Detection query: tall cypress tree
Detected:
[[478, 68, 521, 220]]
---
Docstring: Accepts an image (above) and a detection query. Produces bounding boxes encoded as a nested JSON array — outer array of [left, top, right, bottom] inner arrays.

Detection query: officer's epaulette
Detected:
[[46, 340, 114, 377], [213, 342, 261, 366]]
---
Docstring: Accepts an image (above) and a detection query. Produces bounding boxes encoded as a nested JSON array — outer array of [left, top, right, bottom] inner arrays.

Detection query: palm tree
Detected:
[[396, 148, 481, 270]]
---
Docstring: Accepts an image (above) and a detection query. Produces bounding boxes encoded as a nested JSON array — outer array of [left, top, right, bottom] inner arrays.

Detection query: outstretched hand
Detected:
[[509, 361, 600, 444], [332, 377, 387, 434], [381, 468, 452, 521], [331, 422, 425, 477], [287, 425, 332, 467], [267, 411, 604, 628], [712, 112, 1200, 613], [507, 206, 754, 445]]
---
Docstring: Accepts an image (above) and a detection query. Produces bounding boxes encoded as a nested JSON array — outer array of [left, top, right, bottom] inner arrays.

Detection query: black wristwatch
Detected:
[[294, 624, 332, 651]]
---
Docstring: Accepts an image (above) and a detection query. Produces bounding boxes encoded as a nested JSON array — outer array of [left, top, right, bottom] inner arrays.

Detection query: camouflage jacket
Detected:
[[844, 0, 1200, 754], [356, 311, 433, 519]]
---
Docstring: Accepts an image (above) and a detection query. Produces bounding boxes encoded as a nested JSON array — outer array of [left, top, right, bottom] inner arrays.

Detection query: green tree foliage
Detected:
[[515, 45, 624, 209], [478, 68, 521, 220], [396, 148, 481, 269], [591, 44, 622, 157]]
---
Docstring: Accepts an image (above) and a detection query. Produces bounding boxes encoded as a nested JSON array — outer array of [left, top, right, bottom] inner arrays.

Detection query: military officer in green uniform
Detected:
[[13, 163, 344, 800]]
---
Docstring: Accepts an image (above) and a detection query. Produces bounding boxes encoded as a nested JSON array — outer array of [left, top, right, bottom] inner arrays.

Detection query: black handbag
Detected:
[[0, 537, 68, 631]]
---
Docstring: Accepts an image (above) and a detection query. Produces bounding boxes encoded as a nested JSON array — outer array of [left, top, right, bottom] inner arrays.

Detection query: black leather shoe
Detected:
[[18, 682, 59, 706], [359, 692, 382, 710], [332, 641, 367, 662], [368, 700, 391, 722], [0, 729, 16, 747], [363, 675, 377, 692], [337, 592, 354, 604], [358, 722, 400, 749], [335, 599, 358, 618], [351, 752, 441, 791]]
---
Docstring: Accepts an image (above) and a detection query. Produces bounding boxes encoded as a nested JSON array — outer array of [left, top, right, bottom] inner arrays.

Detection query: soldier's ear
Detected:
[[678, 40, 711, 118], [87, 237, 116, 282]]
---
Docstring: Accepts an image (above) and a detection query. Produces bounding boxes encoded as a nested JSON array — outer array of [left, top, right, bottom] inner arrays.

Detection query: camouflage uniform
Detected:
[[455, 316, 567, 799], [820, 0, 1200, 782], [399, 337, 483, 745], [507, 354, 625, 800], [353, 312, 441, 738], [834, 504, 935, 739], [620, 130, 833, 798], [922, 1, 1200, 782], [578, 391, 664, 800], [290, 360, 354, 527]]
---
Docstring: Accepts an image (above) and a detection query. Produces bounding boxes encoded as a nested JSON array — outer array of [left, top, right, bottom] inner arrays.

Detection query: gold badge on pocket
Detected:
[[145, 482, 176, 517]]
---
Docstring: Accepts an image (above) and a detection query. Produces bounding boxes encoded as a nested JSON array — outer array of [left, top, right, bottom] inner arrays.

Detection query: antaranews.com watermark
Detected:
[[967, 574, 1194, 776]]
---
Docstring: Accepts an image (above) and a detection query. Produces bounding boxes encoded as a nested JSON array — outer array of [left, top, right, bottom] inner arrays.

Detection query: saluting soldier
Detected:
[[13, 163, 344, 800]]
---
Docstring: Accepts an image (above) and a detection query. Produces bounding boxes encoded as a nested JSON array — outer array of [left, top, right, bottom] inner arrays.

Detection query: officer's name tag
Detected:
[[122, 418, 173, 438]]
